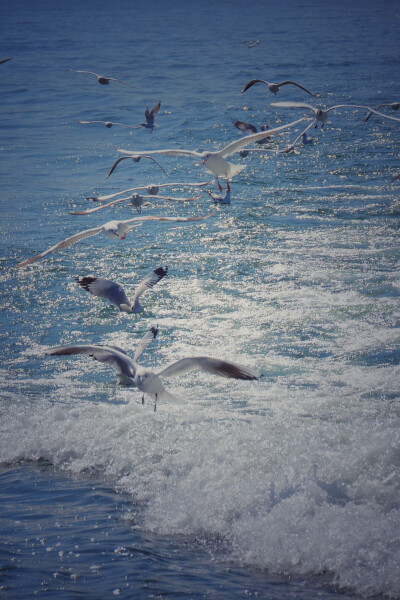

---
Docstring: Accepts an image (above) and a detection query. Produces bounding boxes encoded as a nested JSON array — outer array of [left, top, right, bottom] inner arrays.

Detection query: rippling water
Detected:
[[1, 0, 399, 598]]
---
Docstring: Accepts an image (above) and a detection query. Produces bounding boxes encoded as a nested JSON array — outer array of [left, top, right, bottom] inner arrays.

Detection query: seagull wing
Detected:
[[116, 147, 203, 158], [46, 345, 136, 377], [70, 69, 100, 77], [75, 276, 130, 309], [16, 226, 103, 268], [219, 117, 305, 157], [157, 356, 261, 380], [120, 212, 216, 229], [271, 101, 317, 113], [240, 79, 269, 93], [276, 81, 315, 96], [70, 196, 131, 215], [108, 77, 136, 89], [150, 100, 161, 118], [131, 266, 168, 310], [107, 156, 133, 178], [133, 325, 159, 361]]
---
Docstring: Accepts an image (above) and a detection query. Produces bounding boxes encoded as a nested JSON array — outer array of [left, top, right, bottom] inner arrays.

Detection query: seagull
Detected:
[[70, 69, 136, 88], [116, 117, 306, 180], [302, 132, 313, 144], [15, 212, 216, 268], [76, 266, 168, 313], [75, 120, 142, 129], [71, 192, 202, 215], [46, 340, 261, 411], [241, 78, 315, 96], [85, 180, 215, 203], [140, 100, 161, 133], [242, 39, 260, 48], [207, 181, 231, 205], [365, 102, 400, 122], [106, 154, 167, 178], [271, 101, 400, 127]]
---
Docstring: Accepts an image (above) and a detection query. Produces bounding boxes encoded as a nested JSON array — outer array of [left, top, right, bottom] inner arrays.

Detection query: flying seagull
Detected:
[[241, 78, 315, 96], [106, 154, 167, 178], [365, 102, 400, 122], [76, 266, 168, 313], [271, 101, 400, 127], [70, 192, 201, 215], [75, 120, 142, 129], [86, 180, 215, 203], [116, 117, 306, 179], [46, 342, 261, 411], [140, 100, 161, 132], [207, 181, 231, 205], [16, 212, 216, 268], [70, 69, 136, 88]]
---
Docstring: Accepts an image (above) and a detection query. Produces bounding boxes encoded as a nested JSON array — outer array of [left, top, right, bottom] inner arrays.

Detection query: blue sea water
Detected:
[[1, 0, 400, 598]]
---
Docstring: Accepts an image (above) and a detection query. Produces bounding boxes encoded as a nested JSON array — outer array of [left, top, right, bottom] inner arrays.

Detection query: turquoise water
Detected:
[[1, 0, 399, 598]]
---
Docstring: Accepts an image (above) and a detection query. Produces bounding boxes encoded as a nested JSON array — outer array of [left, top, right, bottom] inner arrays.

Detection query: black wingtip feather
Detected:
[[76, 276, 97, 291], [154, 266, 168, 279]]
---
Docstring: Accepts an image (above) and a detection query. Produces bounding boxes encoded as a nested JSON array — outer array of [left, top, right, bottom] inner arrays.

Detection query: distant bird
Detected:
[[241, 78, 315, 96], [71, 192, 202, 215], [116, 117, 305, 180], [140, 100, 161, 132], [70, 69, 136, 89], [75, 120, 141, 129], [242, 39, 260, 48], [76, 266, 168, 313], [365, 102, 400, 122], [46, 342, 261, 411], [16, 213, 216, 268], [85, 180, 215, 203], [0, 58, 12, 65], [207, 181, 231, 205], [106, 154, 167, 178], [391, 172, 400, 183], [234, 120, 271, 143]]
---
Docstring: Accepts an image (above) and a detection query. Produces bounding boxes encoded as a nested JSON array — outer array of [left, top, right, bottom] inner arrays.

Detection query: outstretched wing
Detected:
[[46, 345, 136, 377], [75, 276, 130, 308], [16, 226, 103, 268], [133, 325, 159, 361], [70, 69, 100, 77], [131, 266, 168, 310], [150, 100, 161, 118], [276, 80, 314, 96], [158, 356, 261, 380], [240, 79, 268, 93], [271, 101, 316, 112], [116, 147, 202, 158], [219, 117, 306, 158], [120, 212, 217, 229]]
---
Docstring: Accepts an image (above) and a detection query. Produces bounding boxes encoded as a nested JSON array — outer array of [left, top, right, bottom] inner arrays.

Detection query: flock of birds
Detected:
[[10, 58, 400, 410]]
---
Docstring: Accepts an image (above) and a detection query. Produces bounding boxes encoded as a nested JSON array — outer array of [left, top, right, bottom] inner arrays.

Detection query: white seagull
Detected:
[[71, 192, 202, 215], [75, 119, 142, 129], [76, 266, 168, 313], [16, 212, 216, 268], [46, 340, 261, 411], [85, 180, 215, 203], [241, 78, 315, 96], [271, 101, 400, 127], [116, 117, 306, 180], [70, 69, 136, 88]]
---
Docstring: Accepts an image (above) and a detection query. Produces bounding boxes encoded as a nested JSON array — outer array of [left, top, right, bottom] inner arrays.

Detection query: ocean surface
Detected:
[[1, 0, 399, 598]]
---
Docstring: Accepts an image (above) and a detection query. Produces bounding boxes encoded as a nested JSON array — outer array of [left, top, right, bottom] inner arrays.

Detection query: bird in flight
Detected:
[[70, 69, 136, 88], [241, 78, 315, 96]]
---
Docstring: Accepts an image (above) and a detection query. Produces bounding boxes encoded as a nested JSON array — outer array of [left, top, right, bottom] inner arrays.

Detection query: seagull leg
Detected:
[[217, 178, 223, 192], [154, 393, 158, 413], [142, 394, 145, 405]]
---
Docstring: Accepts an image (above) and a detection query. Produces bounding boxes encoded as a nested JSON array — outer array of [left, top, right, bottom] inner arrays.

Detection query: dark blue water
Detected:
[[1, 0, 399, 598]]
